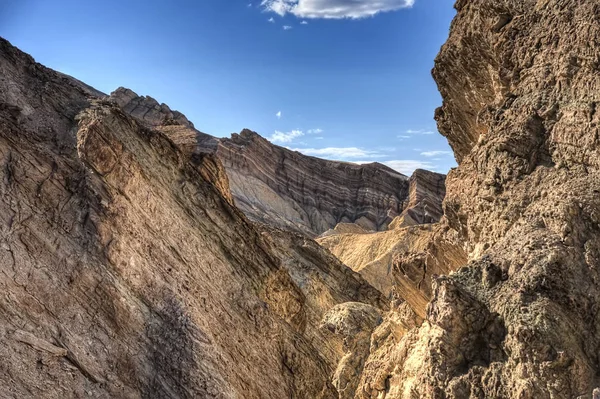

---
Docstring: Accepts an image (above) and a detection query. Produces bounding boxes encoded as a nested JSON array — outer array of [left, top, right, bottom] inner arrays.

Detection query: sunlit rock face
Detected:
[[0, 36, 390, 399], [354, 1, 600, 398], [108, 88, 448, 237]]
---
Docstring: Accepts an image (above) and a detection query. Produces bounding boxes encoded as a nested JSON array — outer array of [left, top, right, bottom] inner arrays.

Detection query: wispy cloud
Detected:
[[291, 147, 382, 159], [276, 111, 282, 119], [300, 20, 308, 24], [406, 129, 435, 135], [261, 0, 414, 19], [283, 25, 293, 30], [270, 130, 304, 143], [268, 17, 275, 22], [307, 128, 323, 134], [420, 150, 452, 157]]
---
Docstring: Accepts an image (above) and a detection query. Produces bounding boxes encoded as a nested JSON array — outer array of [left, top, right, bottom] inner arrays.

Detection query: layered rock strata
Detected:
[[218, 130, 413, 235], [389, 169, 446, 229]]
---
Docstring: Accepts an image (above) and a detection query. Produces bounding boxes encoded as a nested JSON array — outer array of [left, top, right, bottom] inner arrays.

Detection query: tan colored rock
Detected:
[[392, 169, 446, 230], [356, 0, 600, 397], [318, 224, 466, 316], [321, 302, 382, 399], [319, 222, 371, 238]]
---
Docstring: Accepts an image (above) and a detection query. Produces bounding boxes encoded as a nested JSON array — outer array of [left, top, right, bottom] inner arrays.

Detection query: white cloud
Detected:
[[276, 111, 282, 119], [301, 20, 308, 24], [270, 130, 304, 143], [291, 147, 382, 159], [315, 137, 324, 140], [420, 150, 452, 157], [406, 129, 435, 135], [261, 0, 414, 19], [355, 160, 435, 176], [307, 128, 323, 134], [283, 25, 293, 30], [397, 135, 410, 139], [268, 17, 275, 22]]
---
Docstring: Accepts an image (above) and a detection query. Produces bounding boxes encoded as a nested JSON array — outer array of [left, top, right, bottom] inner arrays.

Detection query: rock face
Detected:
[[7, 0, 598, 394], [108, 88, 447, 236], [318, 225, 467, 314], [388, 169, 446, 230], [0, 37, 390, 398], [217, 130, 415, 235], [353, 1, 600, 398]]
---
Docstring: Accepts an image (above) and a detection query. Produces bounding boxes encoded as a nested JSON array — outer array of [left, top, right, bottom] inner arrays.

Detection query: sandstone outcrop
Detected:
[[0, 37, 389, 398], [389, 169, 446, 229], [354, 0, 600, 397], [318, 224, 467, 315]]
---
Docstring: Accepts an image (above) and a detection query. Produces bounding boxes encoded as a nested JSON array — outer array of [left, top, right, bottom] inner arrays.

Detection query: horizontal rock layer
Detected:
[[217, 130, 413, 235]]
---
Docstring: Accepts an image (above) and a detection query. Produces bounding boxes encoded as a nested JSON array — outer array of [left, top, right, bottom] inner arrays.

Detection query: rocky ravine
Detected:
[[0, 37, 391, 398], [109, 87, 447, 236], [3, 0, 600, 396]]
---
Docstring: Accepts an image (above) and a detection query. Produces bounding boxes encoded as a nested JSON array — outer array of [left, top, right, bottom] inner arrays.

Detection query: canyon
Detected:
[[2, 0, 600, 397]]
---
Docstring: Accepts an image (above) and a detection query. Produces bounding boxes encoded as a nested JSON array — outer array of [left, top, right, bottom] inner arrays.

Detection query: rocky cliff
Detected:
[[4, 0, 597, 395], [217, 130, 413, 235], [108, 88, 447, 236], [353, 0, 600, 397], [0, 37, 390, 398]]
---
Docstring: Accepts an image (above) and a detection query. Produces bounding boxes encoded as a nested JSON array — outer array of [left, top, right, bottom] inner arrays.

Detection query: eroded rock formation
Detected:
[[0, 37, 389, 398], [318, 225, 467, 315], [217, 130, 411, 235], [388, 169, 446, 229], [4, 0, 597, 395], [108, 88, 447, 237], [354, 1, 600, 397]]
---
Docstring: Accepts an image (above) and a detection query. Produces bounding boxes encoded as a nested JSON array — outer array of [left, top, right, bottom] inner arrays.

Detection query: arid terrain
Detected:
[[1, 0, 600, 398], [108, 86, 447, 237]]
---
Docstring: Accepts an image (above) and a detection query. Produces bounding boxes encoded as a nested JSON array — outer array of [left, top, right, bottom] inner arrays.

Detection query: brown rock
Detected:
[[108, 89, 448, 237], [356, 1, 600, 397], [0, 37, 388, 399]]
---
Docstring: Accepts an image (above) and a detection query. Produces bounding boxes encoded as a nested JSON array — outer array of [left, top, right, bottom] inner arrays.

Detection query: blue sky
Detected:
[[1, 0, 456, 175]]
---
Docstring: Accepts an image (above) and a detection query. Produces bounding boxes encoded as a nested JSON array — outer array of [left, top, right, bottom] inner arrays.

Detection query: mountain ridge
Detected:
[[107, 87, 446, 236]]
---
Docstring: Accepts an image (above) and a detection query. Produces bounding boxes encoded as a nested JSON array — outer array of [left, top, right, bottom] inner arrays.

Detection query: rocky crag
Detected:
[[0, 37, 390, 398], [3, 0, 598, 396], [351, 0, 600, 397], [108, 88, 447, 236]]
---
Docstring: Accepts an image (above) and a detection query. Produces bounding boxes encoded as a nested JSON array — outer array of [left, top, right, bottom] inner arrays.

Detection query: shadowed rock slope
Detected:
[[0, 37, 389, 398], [108, 88, 447, 237]]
